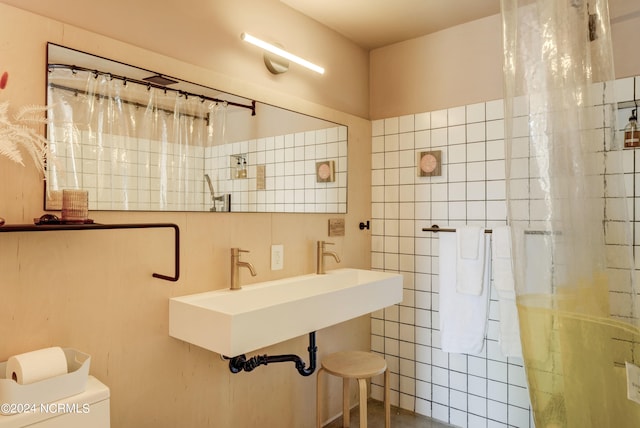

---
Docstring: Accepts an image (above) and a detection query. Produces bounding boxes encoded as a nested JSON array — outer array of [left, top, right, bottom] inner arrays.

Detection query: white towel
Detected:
[[491, 226, 522, 358], [498, 299, 522, 358], [456, 226, 486, 295], [492, 226, 515, 299], [439, 232, 490, 355]]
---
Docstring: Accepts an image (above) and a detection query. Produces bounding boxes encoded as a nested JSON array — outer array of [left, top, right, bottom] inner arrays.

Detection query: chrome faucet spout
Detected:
[[316, 241, 341, 274], [231, 248, 257, 290]]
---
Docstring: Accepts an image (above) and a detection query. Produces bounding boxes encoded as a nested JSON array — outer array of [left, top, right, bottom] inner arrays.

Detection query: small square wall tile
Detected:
[[416, 327, 431, 346], [486, 99, 504, 120], [508, 385, 531, 409], [400, 375, 416, 396], [415, 129, 431, 148], [468, 356, 487, 378], [399, 114, 415, 133], [399, 133, 415, 150], [384, 117, 399, 134], [432, 402, 450, 424], [450, 408, 468, 428], [432, 366, 450, 387], [614, 77, 634, 103], [450, 389, 468, 413], [399, 393, 415, 411], [415, 397, 432, 417], [487, 400, 508, 424], [487, 380, 508, 403], [416, 362, 431, 383], [399, 341, 415, 361], [431, 109, 448, 128], [432, 348, 449, 369], [467, 123, 486, 143], [469, 414, 489, 428], [449, 353, 468, 373], [449, 106, 466, 126], [508, 363, 528, 388], [449, 125, 466, 145], [468, 394, 487, 417], [508, 405, 531, 428], [415, 112, 431, 130], [430, 128, 448, 147]]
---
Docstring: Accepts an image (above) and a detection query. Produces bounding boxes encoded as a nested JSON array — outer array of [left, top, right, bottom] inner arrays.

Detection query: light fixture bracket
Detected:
[[263, 47, 289, 74]]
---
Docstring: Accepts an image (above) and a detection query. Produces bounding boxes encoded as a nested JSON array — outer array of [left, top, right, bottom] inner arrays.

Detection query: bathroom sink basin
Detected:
[[169, 268, 403, 356]]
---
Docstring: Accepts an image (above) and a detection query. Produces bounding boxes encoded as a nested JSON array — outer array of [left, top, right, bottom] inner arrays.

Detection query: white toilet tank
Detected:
[[0, 376, 110, 428]]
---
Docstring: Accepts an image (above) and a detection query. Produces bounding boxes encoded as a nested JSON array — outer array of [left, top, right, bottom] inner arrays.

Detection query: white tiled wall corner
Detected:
[[370, 96, 532, 427]]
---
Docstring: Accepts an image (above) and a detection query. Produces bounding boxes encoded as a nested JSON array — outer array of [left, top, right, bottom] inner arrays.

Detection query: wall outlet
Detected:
[[271, 244, 284, 270]]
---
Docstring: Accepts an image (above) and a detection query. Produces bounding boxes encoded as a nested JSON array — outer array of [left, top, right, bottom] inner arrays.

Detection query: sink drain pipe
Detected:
[[225, 331, 317, 376]]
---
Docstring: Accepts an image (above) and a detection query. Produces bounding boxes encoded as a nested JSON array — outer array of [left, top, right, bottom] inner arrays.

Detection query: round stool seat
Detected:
[[316, 351, 390, 428], [321, 351, 387, 379]]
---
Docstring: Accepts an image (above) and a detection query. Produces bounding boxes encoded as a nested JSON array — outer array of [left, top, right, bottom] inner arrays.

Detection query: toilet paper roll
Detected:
[[5, 347, 68, 385]]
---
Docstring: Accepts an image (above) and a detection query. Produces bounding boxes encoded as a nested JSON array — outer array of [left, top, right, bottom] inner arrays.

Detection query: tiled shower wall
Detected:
[[369, 75, 640, 428]]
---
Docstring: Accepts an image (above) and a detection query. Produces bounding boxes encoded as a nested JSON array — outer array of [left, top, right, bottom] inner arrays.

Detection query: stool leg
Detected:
[[357, 378, 367, 428], [384, 368, 390, 428], [316, 367, 325, 428], [343, 377, 350, 427]]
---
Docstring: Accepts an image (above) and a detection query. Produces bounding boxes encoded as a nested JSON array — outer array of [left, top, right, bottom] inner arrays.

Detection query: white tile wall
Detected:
[[369, 75, 640, 428]]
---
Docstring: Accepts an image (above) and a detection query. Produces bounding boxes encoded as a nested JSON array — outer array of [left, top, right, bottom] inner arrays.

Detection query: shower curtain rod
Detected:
[[48, 64, 257, 116], [48, 82, 214, 124]]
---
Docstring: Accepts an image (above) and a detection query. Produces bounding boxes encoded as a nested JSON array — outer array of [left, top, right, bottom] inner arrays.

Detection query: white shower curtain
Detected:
[[46, 67, 227, 211]]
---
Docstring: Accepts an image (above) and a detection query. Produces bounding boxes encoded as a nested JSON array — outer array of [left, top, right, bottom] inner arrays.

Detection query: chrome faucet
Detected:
[[230, 248, 257, 290], [316, 241, 341, 274]]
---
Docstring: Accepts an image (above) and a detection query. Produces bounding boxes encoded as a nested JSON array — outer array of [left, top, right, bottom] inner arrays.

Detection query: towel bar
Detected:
[[423, 225, 556, 236]]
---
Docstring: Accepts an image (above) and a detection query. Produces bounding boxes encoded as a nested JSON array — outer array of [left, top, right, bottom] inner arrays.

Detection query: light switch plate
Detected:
[[271, 244, 284, 270]]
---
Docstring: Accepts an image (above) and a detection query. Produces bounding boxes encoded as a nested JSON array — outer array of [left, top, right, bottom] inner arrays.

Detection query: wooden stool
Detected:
[[316, 351, 390, 428]]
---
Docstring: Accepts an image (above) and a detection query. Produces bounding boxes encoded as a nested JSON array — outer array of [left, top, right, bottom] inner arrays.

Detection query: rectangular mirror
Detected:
[[45, 43, 347, 213]]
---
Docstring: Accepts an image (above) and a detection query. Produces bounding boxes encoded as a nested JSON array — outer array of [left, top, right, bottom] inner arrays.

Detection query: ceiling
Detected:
[[281, 0, 501, 49]]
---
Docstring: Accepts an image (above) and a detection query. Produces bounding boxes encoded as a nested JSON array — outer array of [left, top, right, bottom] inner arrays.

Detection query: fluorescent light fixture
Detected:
[[241, 32, 325, 75]]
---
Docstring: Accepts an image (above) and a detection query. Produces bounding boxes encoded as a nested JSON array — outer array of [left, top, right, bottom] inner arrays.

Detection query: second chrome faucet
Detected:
[[231, 248, 257, 290], [316, 241, 341, 274]]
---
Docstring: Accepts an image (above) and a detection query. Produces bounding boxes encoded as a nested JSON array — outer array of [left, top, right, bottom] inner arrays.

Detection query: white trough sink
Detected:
[[169, 268, 403, 356]]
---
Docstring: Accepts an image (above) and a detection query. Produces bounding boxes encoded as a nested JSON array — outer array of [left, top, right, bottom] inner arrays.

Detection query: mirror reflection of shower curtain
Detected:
[[46, 68, 228, 211], [501, 0, 640, 427]]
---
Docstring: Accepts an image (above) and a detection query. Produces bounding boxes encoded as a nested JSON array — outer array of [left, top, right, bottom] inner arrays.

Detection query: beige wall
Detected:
[[0, 4, 371, 427], [0, 0, 370, 119], [370, 9, 640, 120], [370, 14, 504, 120]]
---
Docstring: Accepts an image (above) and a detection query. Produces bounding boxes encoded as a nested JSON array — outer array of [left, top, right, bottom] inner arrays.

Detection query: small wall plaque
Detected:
[[418, 150, 442, 177], [256, 164, 266, 190], [316, 160, 335, 183], [328, 218, 345, 236]]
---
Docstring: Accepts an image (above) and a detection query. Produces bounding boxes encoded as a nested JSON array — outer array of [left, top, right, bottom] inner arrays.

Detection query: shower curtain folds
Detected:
[[46, 68, 228, 211], [501, 0, 639, 426]]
